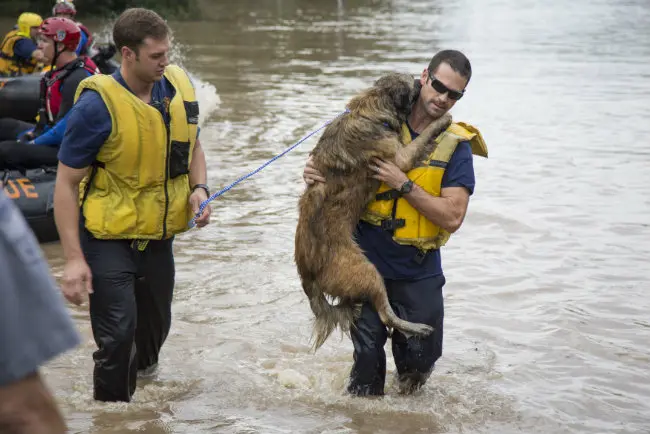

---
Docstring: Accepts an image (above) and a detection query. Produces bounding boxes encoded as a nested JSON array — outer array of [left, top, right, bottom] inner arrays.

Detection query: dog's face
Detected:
[[373, 73, 421, 119]]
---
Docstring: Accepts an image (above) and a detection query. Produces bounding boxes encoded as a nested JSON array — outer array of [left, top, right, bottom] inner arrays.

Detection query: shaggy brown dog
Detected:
[[295, 73, 452, 350]]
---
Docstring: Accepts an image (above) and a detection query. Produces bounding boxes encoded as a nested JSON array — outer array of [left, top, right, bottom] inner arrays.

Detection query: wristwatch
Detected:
[[398, 180, 414, 195], [191, 183, 210, 197]]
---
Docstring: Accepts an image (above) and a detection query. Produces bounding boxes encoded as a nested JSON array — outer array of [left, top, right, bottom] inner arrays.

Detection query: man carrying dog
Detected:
[[303, 49, 488, 396], [53, 7, 211, 403]]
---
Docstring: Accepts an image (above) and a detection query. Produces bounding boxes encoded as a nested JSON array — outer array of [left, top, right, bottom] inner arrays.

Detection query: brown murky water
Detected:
[[3, 0, 650, 432]]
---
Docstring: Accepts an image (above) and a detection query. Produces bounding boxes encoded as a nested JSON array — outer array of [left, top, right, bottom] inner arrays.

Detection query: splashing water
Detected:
[[89, 19, 221, 127]]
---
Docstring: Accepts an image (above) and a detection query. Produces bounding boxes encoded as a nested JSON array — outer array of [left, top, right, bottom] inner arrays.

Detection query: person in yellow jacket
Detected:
[[0, 12, 45, 76], [52, 8, 211, 403], [303, 49, 488, 397]]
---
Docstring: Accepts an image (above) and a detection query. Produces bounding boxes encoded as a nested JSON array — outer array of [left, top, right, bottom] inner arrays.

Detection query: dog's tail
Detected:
[[308, 289, 360, 351]]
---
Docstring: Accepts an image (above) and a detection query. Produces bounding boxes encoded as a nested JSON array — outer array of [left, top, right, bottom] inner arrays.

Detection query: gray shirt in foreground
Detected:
[[0, 190, 80, 387]]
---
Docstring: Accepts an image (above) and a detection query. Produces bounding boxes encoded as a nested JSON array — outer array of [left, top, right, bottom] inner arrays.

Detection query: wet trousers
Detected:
[[81, 227, 175, 402], [347, 274, 445, 396]]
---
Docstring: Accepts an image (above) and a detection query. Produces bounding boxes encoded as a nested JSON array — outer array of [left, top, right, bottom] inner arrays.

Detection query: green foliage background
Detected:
[[0, 0, 199, 20]]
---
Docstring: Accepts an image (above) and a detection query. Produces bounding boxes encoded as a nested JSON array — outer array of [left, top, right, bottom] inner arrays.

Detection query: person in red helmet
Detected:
[[0, 17, 98, 171], [52, 1, 93, 56]]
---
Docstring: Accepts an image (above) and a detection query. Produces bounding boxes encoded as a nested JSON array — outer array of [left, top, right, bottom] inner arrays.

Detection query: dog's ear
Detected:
[[390, 77, 413, 114], [373, 73, 399, 89], [373, 73, 415, 115]]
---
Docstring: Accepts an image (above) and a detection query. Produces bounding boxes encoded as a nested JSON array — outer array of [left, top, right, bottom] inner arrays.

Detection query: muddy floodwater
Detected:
[[2, 0, 650, 432]]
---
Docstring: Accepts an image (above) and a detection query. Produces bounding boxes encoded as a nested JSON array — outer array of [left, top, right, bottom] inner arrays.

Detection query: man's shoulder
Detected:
[[12, 37, 27, 47], [164, 64, 195, 88], [445, 141, 474, 175], [165, 64, 189, 75], [67, 87, 111, 127], [76, 87, 106, 108], [79, 72, 116, 87], [452, 140, 473, 159], [75, 72, 129, 99], [12, 37, 35, 57], [65, 66, 93, 84], [449, 121, 488, 158]]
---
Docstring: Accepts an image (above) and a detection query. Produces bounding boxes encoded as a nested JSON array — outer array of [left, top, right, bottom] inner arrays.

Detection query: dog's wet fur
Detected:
[[294, 72, 452, 350]]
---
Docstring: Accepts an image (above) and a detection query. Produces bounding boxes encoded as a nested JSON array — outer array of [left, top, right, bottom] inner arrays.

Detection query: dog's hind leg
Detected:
[[327, 251, 434, 337]]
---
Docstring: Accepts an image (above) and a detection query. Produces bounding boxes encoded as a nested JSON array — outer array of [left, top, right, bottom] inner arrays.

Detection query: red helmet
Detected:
[[52, 1, 77, 17], [40, 17, 81, 52]]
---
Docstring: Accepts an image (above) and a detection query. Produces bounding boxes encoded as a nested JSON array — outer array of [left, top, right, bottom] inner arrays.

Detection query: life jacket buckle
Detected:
[[375, 189, 400, 201], [380, 218, 405, 231]]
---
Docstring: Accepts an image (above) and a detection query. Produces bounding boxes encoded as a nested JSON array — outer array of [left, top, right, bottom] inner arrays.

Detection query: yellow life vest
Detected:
[[360, 121, 488, 252], [0, 30, 39, 76], [76, 64, 199, 240]]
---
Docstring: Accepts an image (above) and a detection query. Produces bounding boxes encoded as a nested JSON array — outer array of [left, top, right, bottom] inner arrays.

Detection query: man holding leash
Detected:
[[53, 7, 211, 402], [303, 49, 488, 396]]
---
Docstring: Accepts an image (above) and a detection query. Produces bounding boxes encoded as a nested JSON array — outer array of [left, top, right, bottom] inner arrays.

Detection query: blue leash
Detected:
[[189, 109, 349, 228]]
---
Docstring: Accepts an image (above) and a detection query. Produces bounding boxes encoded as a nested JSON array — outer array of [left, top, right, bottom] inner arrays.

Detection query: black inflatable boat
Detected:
[[2, 167, 58, 243], [0, 44, 120, 122]]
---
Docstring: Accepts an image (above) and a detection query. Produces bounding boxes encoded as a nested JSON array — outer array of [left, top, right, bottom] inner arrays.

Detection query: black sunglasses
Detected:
[[427, 72, 465, 101]]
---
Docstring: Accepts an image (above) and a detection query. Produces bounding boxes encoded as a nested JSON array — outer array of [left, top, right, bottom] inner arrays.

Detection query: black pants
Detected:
[[81, 228, 176, 402], [0, 140, 59, 171], [0, 118, 57, 171], [347, 274, 445, 396]]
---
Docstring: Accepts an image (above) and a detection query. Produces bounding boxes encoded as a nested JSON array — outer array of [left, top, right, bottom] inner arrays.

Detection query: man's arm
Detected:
[[55, 89, 109, 261], [402, 186, 469, 233], [31, 111, 71, 147], [187, 137, 211, 227], [53, 163, 89, 261], [53, 155, 95, 306], [370, 141, 476, 234], [54, 89, 111, 304], [189, 137, 207, 187]]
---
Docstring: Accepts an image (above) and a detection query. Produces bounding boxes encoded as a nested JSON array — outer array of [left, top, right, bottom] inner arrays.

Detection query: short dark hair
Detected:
[[428, 49, 472, 86], [113, 8, 170, 54]]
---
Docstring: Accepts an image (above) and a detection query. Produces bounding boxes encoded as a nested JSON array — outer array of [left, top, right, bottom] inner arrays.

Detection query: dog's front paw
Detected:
[[437, 112, 452, 130]]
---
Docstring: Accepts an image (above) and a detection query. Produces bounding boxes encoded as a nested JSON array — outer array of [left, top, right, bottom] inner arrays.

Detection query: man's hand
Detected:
[[303, 155, 326, 185], [189, 189, 211, 228], [61, 257, 93, 306], [370, 157, 409, 190], [17, 131, 35, 144], [31, 49, 44, 63]]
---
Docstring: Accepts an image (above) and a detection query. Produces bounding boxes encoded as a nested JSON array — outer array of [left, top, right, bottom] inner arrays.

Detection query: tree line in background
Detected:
[[0, 0, 199, 20]]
